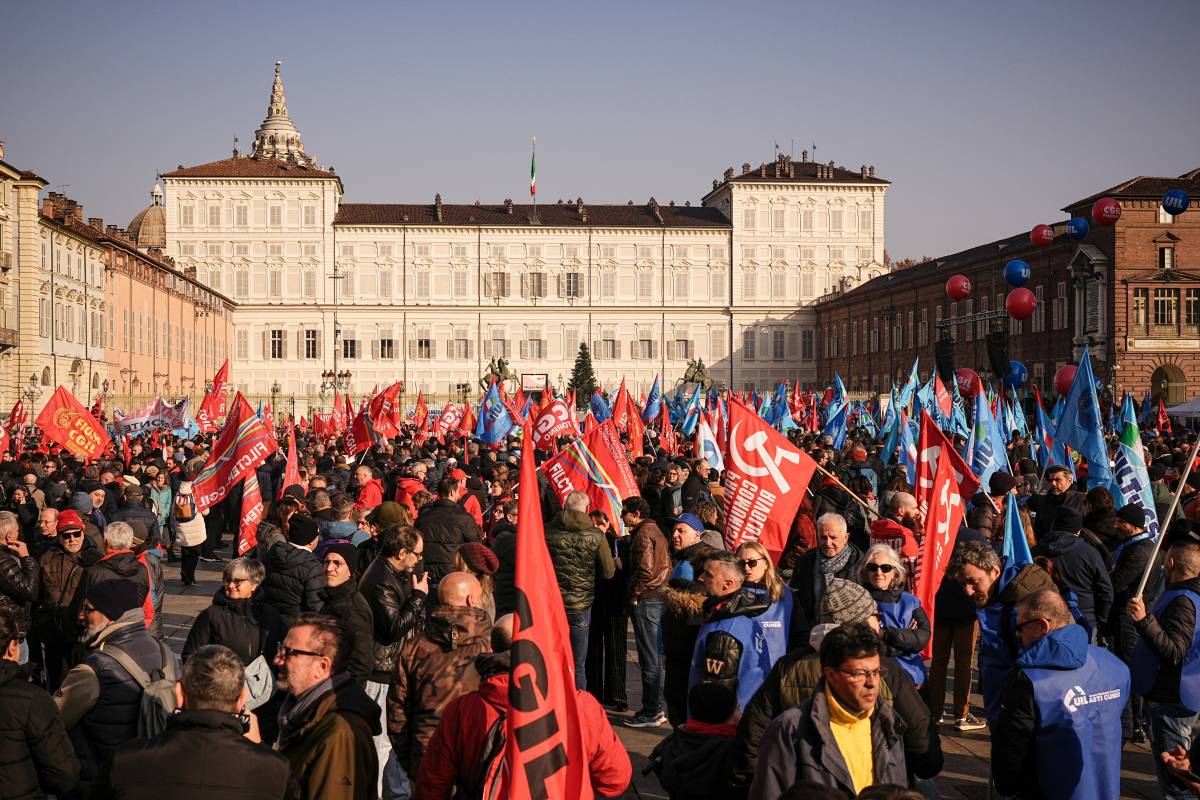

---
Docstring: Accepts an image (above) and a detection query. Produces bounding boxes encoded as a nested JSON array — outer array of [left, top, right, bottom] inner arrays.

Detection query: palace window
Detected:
[[638, 271, 653, 300], [742, 329, 756, 361], [379, 338, 395, 360], [268, 205, 282, 227], [235, 206, 248, 226], [710, 269, 726, 300], [674, 271, 690, 299], [711, 329, 726, 360], [303, 205, 316, 226], [742, 270, 757, 300], [772, 330, 786, 360], [562, 272, 583, 298], [269, 329, 284, 359], [1132, 288, 1149, 328], [342, 337, 359, 359], [802, 329, 814, 360], [1154, 288, 1179, 326], [304, 330, 319, 359], [524, 272, 547, 298]]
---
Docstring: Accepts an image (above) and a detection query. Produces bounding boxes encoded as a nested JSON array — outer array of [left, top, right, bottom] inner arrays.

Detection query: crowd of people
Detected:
[[1, 414, 1200, 799]]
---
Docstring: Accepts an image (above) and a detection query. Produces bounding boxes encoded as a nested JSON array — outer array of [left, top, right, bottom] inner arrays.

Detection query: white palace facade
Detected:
[[156, 64, 889, 410]]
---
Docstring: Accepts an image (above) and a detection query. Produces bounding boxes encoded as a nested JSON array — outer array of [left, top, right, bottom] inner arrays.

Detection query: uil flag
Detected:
[[642, 375, 663, 421], [590, 391, 613, 423], [722, 397, 817, 560], [475, 382, 514, 446], [913, 439, 968, 658], [999, 492, 1033, 590], [503, 423, 589, 799], [36, 386, 112, 461], [280, 419, 302, 498], [697, 416, 725, 472], [1114, 393, 1161, 541], [966, 389, 1011, 492], [193, 393, 279, 513], [238, 472, 265, 557], [1053, 346, 1113, 488]]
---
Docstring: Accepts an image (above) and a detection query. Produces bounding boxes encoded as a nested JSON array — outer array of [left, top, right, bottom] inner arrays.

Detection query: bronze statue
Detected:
[[480, 357, 516, 391], [676, 358, 713, 392]]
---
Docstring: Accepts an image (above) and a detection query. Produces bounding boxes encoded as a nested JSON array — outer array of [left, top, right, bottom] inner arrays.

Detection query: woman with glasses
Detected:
[[858, 543, 930, 688], [735, 541, 785, 604]]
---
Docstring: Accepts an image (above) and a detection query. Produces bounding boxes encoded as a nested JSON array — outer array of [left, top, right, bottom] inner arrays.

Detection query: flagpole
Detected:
[[812, 462, 881, 519], [1136, 431, 1200, 597], [531, 135, 537, 220]]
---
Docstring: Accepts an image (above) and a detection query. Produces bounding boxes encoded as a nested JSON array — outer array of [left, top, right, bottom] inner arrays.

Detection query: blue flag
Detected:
[[642, 376, 662, 422], [1114, 393, 1161, 541], [590, 390, 612, 423], [898, 418, 919, 485], [678, 386, 703, 437], [879, 392, 901, 466], [999, 492, 1033, 590], [856, 401, 879, 437], [475, 382, 514, 445], [1052, 346, 1112, 488], [1138, 390, 1153, 426], [823, 399, 848, 450], [1033, 392, 1076, 479], [897, 359, 919, 412], [967, 389, 1011, 491]]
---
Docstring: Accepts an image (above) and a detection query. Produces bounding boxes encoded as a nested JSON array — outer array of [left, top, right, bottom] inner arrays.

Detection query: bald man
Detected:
[[870, 491, 921, 577], [388, 571, 493, 780]]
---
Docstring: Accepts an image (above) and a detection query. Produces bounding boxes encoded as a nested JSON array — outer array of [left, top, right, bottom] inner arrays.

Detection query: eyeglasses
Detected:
[[1014, 617, 1046, 631], [278, 646, 325, 660], [865, 563, 895, 574], [323, 559, 347, 569], [836, 667, 882, 683], [738, 558, 762, 569], [60, 530, 84, 539]]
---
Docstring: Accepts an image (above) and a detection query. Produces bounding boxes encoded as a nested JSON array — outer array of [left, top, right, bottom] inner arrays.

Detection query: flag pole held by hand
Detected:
[[1136, 431, 1200, 598], [812, 462, 881, 519]]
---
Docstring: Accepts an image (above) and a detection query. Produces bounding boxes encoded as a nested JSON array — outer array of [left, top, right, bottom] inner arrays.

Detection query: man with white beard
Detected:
[[53, 579, 178, 794]]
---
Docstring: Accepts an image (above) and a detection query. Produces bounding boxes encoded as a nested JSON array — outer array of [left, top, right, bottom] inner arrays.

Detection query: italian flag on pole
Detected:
[[530, 136, 537, 197]]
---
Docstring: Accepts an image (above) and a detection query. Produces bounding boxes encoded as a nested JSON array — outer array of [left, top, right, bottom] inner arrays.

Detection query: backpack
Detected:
[[470, 712, 508, 800], [100, 640, 178, 738], [174, 492, 197, 522]]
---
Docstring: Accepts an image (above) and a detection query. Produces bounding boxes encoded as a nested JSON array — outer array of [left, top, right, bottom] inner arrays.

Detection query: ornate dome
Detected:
[[127, 181, 166, 250], [251, 60, 316, 165]]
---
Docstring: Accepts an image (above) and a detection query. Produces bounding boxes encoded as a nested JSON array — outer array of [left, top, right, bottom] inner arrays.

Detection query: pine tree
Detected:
[[568, 343, 598, 405]]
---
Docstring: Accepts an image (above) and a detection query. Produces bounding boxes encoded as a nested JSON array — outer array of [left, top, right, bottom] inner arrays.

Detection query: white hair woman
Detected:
[[858, 542, 930, 688]]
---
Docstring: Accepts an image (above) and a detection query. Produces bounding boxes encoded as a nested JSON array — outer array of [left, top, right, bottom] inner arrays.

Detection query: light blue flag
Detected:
[[999, 493, 1033, 590], [1009, 387, 1028, 437], [968, 389, 1011, 492], [475, 382, 514, 445], [898, 418, 919, 485], [1052, 346, 1112, 488], [856, 401, 879, 438], [590, 390, 612, 423], [642, 375, 662, 421], [1034, 392, 1076, 479], [879, 391, 901, 466], [823, 400, 848, 450], [1114, 393, 1161, 541], [897, 359, 919, 412], [678, 385, 703, 436]]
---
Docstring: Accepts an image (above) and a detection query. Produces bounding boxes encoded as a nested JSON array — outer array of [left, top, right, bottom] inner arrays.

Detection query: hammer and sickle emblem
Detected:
[[729, 422, 801, 493]]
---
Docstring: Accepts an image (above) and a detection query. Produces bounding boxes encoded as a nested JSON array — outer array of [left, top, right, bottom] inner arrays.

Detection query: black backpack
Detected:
[[470, 712, 507, 800]]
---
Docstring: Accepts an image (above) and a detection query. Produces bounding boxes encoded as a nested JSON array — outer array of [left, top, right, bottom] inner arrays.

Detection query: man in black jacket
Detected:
[[787, 512, 861, 647], [261, 515, 324, 625], [0, 608, 78, 799], [1127, 530, 1200, 800], [1032, 506, 1113, 635], [98, 644, 290, 799], [0, 510, 38, 662], [1107, 503, 1160, 742], [1028, 464, 1087, 540], [358, 524, 428, 799], [109, 483, 161, 549], [545, 491, 616, 690], [414, 477, 480, 595]]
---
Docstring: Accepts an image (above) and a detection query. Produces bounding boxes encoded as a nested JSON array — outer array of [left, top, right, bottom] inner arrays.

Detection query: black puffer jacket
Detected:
[[97, 709, 290, 800], [181, 589, 286, 666], [320, 579, 375, 685], [650, 722, 736, 800], [358, 556, 427, 684], [1032, 529, 1114, 630], [0, 549, 39, 634], [1134, 575, 1200, 704], [109, 501, 162, 548], [80, 551, 149, 616], [260, 540, 324, 625], [0, 659, 79, 800], [544, 509, 616, 613], [1106, 536, 1162, 659], [415, 499, 480, 586], [491, 520, 517, 617]]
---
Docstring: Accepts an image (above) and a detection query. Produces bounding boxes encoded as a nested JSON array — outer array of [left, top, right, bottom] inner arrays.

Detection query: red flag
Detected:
[[933, 374, 952, 420], [658, 403, 677, 455], [280, 419, 302, 497], [35, 386, 112, 461], [581, 420, 641, 501], [914, 410, 979, 520], [369, 382, 404, 439], [413, 391, 429, 430], [312, 413, 332, 440], [582, 411, 598, 435], [193, 393, 279, 513], [297, 415, 309, 431], [345, 398, 374, 455], [435, 403, 462, 442], [610, 379, 632, 433], [238, 472, 265, 556], [458, 403, 477, 438], [504, 426, 589, 799], [913, 438, 967, 659], [722, 397, 817, 560], [197, 360, 230, 433], [626, 404, 645, 459], [533, 399, 576, 450], [331, 392, 349, 434], [1158, 398, 1173, 434]]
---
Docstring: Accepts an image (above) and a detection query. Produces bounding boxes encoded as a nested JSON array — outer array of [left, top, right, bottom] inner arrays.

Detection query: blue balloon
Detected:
[[1066, 217, 1090, 240], [1164, 189, 1191, 216], [1004, 259, 1031, 287], [1004, 360, 1028, 389]]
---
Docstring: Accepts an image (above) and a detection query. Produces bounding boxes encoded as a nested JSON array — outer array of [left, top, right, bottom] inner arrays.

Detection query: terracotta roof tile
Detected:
[[334, 201, 729, 229], [1064, 172, 1200, 212], [163, 157, 340, 181]]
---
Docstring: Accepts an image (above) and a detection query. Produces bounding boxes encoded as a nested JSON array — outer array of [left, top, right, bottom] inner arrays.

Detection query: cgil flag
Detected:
[[193, 393, 279, 513], [280, 418, 301, 498], [238, 472, 265, 557], [913, 434, 969, 659], [503, 423, 590, 799], [722, 397, 817, 560], [36, 386, 112, 461]]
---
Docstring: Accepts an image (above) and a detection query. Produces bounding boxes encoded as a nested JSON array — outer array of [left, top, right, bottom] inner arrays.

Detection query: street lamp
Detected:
[[270, 380, 281, 422], [336, 370, 352, 392], [320, 369, 336, 411], [120, 368, 137, 407], [23, 376, 42, 437]]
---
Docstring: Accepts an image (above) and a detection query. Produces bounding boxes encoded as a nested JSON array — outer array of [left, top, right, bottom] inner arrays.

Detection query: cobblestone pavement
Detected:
[[159, 556, 1164, 799]]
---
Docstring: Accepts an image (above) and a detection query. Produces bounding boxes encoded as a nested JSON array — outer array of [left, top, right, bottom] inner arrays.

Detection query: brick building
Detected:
[[815, 167, 1200, 404]]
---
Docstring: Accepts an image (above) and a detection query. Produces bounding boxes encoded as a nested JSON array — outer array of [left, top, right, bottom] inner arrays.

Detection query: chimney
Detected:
[[42, 197, 55, 217], [576, 198, 584, 214], [742, 162, 751, 174], [759, 163, 767, 178], [789, 163, 796, 178], [801, 149, 808, 162], [713, 179, 719, 190], [861, 164, 868, 179], [0, 140, 5, 160], [724, 167, 734, 181], [89, 217, 103, 230], [434, 193, 443, 222], [504, 198, 513, 215], [868, 165, 876, 178]]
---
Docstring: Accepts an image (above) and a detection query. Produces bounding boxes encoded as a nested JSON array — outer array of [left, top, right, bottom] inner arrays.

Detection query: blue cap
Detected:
[[673, 513, 704, 533]]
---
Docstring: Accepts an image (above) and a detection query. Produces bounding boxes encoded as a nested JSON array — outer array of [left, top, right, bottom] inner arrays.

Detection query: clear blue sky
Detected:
[[3, 0, 1197, 259]]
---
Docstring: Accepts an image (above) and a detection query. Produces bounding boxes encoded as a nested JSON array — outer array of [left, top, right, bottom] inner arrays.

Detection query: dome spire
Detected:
[[250, 60, 315, 165]]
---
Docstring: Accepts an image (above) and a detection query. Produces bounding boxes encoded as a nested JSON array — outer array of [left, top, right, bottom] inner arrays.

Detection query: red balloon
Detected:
[[946, 274, 972, 301], [956, 368, 982, 397], [1055, 364, 1078, 396], [1092, 197, 1121, 226], [1030, 224, 1055, 247], [1006, 287, 1037, 320]]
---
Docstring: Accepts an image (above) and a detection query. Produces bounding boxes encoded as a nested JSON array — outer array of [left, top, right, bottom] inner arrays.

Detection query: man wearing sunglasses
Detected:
[[992, 590, 1128, 800], [34, 511, 96, 689]]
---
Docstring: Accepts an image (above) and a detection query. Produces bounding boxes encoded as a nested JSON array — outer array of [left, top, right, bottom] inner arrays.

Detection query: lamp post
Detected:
[[270, 380, 281, 424], [120, 368, 137, 408], [22, 376, 42, 436], [320, 369, 335, 412]]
